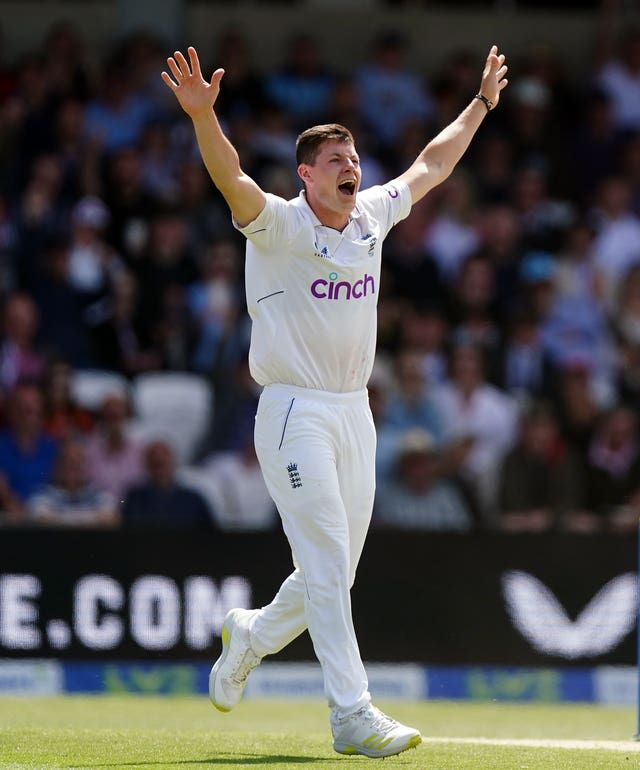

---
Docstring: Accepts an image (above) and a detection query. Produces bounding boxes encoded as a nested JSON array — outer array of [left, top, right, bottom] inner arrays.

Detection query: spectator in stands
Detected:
[[41, 21, 93, 103], [552, 358, 603, 466], [133, 205, 198, 339], [154, 280, 196, 372], [590, 175, 640, 306], [447, 254, 502, 357], [496, 401, 584, 532], [423, 169, 481, 284], [208, 28, 265, 123], [42, 359, 94, 439], [355, 30, 433, 150], [492, 306, 554, 401], [380, 197, 442, 310], [374, 427, 474, 531], [434, 343, 518, 518], [122, 439, 212, 528], [473, 132, 514, 205], [10, 56, 58, 180], [198, 354, 259, 457], [178, 159, 236, 255], [517, 40, 577, 131], [89, 272, 162, 375], [439, 430, 481, 522], [511, 162, 575, 252], [0, 380, 58, 517], [115, 31, 170, 123], [249, 102, 298, 185], [532, 250, 615, 399], [396, 306, 449, 388], [84, 391, 145, 501], [569, 88, 620, 207], [138, 122, 181, 204], [0, 292, 46, 392], [383, 347, 444, 443], [518, 250, 557, 325], [51, 96, 99, 202], [31, 233, 92, 366], [553, 217, 603, 306], [102, 145, 158, 262], [472, 203, 522, 311], [66, 195, 126, 302], [188, 237, 243, 374], [584, 406, 640, 533], [265, 33, 335, 130], [197, 431, 277, 532], [28, 436, 118, 527], [14, 154, 67, 290], [506, 77, 566, 189], [595, 19, 640, 133], [430, 48, 483, 126], [84, 58, 156, 155]]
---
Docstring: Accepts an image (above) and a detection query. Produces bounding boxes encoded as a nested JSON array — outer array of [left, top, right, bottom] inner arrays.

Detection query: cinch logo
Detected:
[[310, 272, 376, 300]]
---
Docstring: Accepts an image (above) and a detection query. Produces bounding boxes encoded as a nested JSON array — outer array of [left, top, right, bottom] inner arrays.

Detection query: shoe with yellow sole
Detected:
[[331, 704, 422, 758], [209, 608, 261, 712]]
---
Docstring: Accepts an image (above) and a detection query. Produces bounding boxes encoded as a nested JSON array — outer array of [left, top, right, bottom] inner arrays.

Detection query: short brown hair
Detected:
[[295, 124, 355, 166]]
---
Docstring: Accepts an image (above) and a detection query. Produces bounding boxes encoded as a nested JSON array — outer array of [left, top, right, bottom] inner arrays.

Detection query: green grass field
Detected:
[[0, 696, 637, 770]]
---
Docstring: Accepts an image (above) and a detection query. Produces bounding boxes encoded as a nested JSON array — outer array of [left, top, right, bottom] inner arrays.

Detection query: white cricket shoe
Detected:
[[209, 608, 262, 712], [331, 704, 422, 758]]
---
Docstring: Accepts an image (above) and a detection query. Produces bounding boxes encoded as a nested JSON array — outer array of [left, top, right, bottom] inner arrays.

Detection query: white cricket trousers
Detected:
[[250, 382, 376, 716]]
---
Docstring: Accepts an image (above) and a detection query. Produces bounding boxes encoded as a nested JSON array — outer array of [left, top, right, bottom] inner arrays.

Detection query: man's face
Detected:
[[298, 140, 361, 224]]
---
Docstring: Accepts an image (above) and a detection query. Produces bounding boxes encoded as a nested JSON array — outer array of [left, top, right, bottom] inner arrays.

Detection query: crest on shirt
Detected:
[[287, 462, 302, 489]]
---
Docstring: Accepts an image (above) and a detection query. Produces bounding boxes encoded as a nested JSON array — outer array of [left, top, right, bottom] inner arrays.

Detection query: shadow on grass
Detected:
[[69, 755, 335, 767]]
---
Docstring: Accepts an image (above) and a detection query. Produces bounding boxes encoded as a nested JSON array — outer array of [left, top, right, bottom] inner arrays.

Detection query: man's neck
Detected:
[[305, 193, 352, 232]]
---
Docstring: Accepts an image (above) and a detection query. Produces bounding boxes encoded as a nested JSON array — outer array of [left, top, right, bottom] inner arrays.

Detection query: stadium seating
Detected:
[[71, 369, 130, 411], [129, 372, 214, 465]]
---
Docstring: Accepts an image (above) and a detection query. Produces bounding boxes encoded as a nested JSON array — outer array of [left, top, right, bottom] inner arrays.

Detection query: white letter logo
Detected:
[[502, 570, 638, 658], [0, 574, 41, 649]]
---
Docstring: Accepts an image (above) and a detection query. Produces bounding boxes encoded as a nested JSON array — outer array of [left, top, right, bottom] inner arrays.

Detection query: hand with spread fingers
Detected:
[[478, 44, 509, 110], [161, 46, 224, 120]]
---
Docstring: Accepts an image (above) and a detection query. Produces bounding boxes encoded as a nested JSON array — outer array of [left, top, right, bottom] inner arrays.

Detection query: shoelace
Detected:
[[360, 707, 398, 736], [228, 648, 261, 686]]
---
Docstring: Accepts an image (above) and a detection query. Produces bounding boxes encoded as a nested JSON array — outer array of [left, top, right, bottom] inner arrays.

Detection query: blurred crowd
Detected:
[[1, 9, 640, 534]]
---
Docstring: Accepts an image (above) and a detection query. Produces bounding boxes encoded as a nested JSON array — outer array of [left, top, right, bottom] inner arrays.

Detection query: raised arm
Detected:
[[161, 46, 266, 227], [396, 45, 509, 205]]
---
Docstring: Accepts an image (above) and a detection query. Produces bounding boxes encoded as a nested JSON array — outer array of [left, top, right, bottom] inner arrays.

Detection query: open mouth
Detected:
[[338, 179, 356, 196]]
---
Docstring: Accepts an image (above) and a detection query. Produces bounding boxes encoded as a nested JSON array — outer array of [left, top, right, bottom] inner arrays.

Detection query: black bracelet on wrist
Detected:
[[474, 93, 493, 112]]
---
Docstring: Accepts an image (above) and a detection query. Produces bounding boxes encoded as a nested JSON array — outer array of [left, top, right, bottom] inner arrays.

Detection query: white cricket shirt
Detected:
[[237, 181, 412, 393]]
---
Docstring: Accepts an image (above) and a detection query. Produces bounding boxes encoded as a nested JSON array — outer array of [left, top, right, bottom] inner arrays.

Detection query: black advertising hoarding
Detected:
[[0, 529, 636, 665]]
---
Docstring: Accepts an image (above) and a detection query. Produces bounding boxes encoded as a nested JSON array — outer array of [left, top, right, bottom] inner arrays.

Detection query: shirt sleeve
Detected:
[[233, 193, 301, 252], [357, 180, 412, 240]]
